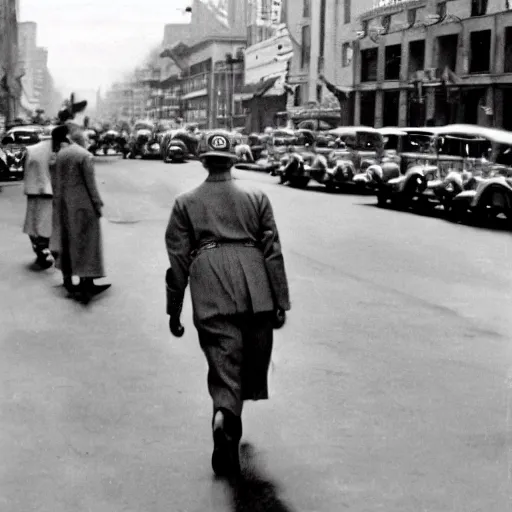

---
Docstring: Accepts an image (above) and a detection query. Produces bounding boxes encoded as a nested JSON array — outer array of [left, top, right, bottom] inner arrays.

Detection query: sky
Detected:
[[19, 0, 191, 97]]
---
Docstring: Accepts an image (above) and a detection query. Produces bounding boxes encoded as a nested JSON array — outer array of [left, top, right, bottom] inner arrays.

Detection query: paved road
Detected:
[[1, 157, 511, 512]]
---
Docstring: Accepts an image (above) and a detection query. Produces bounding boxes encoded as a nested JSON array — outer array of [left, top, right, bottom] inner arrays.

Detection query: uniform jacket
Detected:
[[23, 140, 53, 196], [165, 171, 290, 324], [52, 143, 105, 278]]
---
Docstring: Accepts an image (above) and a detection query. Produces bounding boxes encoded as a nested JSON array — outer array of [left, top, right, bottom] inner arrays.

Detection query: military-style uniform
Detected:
[[165, 130, 290, 474]]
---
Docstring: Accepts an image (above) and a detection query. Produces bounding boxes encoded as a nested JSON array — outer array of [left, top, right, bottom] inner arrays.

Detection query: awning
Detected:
[[241, 76, 281, 98], [181, 88, 207, 100]]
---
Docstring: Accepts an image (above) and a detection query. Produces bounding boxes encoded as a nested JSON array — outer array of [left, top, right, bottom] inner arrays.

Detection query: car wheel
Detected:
[[325, 182, 337, 193], [289, 177, 309, 189], [377, 192, 387, 207]]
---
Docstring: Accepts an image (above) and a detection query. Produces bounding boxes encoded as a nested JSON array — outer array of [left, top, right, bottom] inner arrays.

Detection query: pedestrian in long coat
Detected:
[[165, 130, 290, 477], [22, 137, 55, 269], [53, 123, 110, 304]]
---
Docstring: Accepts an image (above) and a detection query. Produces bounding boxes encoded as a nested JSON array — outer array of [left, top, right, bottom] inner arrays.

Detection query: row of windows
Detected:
[[360, 26, 512, 82], [302, 0, 350, 24]]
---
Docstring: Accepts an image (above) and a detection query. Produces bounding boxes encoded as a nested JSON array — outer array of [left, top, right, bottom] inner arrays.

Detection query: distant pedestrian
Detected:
[[22, 132, 55, 269], [233, 133, 254, 162], [53, 122, 110, 304], [165, 130, 290, 477]]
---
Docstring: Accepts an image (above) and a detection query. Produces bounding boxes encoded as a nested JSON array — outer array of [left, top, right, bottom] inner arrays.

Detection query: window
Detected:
[[344, 0, 351, 24], [471, 0, 487, 16], [303, 0, 310, 17], [408, 40, 425, 77], [470, 30, 491, 73], [437, 34, 458, 72], [385, 44, 402, 80], [301, 25, 311, 68], [505, 27, 512, 72], [361, 48, 378, 82], [342, 43, 353, 67], [294, 85, 302, 106], [316, 84, 322, 103]]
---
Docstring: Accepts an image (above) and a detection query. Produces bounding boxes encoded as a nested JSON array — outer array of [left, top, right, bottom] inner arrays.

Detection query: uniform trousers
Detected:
[[197, 311, 274, 418]]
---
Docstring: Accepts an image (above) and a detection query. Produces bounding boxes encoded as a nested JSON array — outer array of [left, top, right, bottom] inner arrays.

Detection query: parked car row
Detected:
[[236, 124, 512, 229]]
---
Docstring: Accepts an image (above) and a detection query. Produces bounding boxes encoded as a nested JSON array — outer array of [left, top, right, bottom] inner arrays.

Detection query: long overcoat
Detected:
[[165, 170, 290, 325], [52, 143, 105, 278]]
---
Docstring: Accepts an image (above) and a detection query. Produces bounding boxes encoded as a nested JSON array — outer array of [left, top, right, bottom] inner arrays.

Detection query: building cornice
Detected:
[[179, 35, 247, 55], [359, 0, 426, 22]]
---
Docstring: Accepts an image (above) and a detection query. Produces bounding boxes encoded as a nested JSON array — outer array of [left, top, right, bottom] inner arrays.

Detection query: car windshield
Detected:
[[6, 130, 41, 145], [437, 135, 491, 158], [356, 132, 382, 150], [383, 135, 400, 151], [495, 144, 512, 166], [402, 133, 434, 153]]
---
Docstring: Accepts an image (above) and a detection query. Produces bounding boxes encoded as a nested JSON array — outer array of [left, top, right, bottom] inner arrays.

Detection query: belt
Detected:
[[191, 240, 257, 259]]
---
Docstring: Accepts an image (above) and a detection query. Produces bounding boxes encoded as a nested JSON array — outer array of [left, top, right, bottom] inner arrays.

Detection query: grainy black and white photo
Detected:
[[1, 0, 511, 510]]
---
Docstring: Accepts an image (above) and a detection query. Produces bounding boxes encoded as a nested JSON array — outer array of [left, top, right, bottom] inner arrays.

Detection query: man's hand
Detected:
[[169, 317, 185, 337], [273, 308, 286, 329]]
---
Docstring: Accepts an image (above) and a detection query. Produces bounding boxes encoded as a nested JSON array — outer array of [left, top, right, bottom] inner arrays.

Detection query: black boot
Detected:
[[75, 278, 111, 304], [211, 408, 241, 477]]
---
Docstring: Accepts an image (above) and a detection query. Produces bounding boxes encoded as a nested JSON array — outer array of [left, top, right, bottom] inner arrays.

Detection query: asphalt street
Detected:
[[1, 156, 511, 512]]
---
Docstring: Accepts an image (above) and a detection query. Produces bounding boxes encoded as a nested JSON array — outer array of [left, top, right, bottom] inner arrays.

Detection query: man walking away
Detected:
[[53, 122, 110, 304], [165, 130, 290, 477]]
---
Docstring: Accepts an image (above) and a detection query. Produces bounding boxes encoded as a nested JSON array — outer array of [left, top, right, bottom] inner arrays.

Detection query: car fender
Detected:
[[472, 178, 512, 207]]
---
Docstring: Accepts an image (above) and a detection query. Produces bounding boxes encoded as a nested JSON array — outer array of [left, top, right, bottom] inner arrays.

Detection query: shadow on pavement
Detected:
[[359, 202, 512, 232], [223, 443, 295, 512]]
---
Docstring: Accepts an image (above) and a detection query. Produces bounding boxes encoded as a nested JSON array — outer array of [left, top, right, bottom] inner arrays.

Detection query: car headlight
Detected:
[[445, 182, 454, 192]]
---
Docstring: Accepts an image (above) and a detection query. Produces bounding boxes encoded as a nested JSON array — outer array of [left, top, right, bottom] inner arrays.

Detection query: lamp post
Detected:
[[225, 51, 244, 131]]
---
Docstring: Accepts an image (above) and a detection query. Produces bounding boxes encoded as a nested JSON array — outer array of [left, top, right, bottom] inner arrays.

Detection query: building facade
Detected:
[[285, 0, 373, 124], [155, 0, 248, 128], [1, 0, 21, 124], [241, 0, 294, 132], [17, 21, 57, 116], [353, 0, 512, 129]]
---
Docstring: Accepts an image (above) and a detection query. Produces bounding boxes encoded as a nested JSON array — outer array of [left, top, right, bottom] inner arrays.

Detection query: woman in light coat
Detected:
[[22, 135, 54, 268]]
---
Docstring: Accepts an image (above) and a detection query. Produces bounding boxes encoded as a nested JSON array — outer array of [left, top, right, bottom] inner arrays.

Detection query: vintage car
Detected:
[[97, 129, 122, 155], [448, 126, 512, 226], [234, 132, 281, 172], [128, 120, 161, 159], [274, 130, 321, 187], [377, 125, 492, 210], [0, 125, 44, 181], [163, 130, 199, 163], [84, 128, 100, 155], [311, 127, 384, 190]]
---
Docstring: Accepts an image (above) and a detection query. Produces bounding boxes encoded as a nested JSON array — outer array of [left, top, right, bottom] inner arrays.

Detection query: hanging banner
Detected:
[[198, 0, 229, 27]]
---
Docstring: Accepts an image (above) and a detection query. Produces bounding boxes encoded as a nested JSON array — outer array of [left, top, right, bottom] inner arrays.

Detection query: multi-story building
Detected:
[[241, 0, 294, 132], [285, 0, 373, 124], [353, 0, 512, 129], [157, 0, 248, 129], [1, 0, 22, 124], [18, 21, 55, 115], [102, 72, 151, 122], [18, 21, 37, 110]]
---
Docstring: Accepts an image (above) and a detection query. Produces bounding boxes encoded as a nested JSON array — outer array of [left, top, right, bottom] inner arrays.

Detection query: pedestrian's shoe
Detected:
[[74, 282, 111, 305], [35, 249, 54, 270], [211, 410, 241, 477]]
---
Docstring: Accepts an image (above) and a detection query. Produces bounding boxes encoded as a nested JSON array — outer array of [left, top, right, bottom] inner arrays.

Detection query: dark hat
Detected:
[[199, 130, 237, 161], [51, 124, 70, 151], [57, 92, 88, 123]]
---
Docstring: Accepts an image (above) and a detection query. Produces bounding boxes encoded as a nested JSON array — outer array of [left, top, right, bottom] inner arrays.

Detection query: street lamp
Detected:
[[225, 50, 244, 131]]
